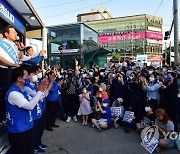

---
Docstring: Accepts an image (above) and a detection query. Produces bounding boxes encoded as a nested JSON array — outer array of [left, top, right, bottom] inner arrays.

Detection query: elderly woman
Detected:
[[96, 83, 108, 100]]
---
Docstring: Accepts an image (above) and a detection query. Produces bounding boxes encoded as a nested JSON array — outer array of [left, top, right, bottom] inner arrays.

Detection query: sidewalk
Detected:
[[42, 118, 179, 154]]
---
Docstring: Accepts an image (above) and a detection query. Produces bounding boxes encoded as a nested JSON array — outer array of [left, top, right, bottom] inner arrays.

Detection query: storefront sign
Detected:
[[147, 26, 161, 32], [0, 0, 25, 34], [147, 56, 163, 62], [146, 32, 163, 40], [98, 32, 163, 44], [51, 49, 79, 54]]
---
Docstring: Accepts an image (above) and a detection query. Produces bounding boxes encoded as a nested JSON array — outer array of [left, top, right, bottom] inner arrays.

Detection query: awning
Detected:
[[6, 0, 44, 31]]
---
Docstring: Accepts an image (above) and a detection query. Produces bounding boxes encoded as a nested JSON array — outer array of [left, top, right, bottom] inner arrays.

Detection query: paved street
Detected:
[[42, 118, 179, 154]]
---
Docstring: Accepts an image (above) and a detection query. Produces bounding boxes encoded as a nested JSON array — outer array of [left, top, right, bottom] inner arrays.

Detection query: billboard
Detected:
[[98, 32, 163, 44]]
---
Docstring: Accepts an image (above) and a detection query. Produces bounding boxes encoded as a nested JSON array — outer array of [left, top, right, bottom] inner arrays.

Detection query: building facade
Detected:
[[77, 8, 112, 22], [79, 14, 163, 58], [47, 23, 107, 68]]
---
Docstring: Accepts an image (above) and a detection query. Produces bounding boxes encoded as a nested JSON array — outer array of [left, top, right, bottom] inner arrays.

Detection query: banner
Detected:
[[98, 32, 163, 44], [147, 56, 163, 62]]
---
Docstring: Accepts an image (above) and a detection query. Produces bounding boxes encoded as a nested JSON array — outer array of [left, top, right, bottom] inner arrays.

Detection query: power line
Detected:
[[42, 0, 114, 20], [154, 0, 164, 16], [36, 0, 86, 9]]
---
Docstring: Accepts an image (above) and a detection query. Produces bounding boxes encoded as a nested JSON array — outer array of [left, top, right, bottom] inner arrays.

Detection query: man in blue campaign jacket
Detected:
[[22, 46, 45, 66], [24, 66, 55, 153], [6, 67, 47, 154], [46, 71, 62, 131], [24, 66, 44, 154]]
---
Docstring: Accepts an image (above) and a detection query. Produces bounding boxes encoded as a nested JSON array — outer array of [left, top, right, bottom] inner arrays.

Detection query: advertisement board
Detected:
[[98, 32, 163, 44]]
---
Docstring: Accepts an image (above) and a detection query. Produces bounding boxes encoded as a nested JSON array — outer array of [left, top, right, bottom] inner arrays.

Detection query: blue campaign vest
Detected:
[[0, 39, 17, 63], [36, 80, 46, 111], [6, 84, 33, 133], [24, 82, 42, 120], [47, 81, 59, 102]]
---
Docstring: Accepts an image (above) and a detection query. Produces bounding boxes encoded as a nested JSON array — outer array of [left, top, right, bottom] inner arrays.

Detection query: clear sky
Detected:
[[30, 0, 179, 44]]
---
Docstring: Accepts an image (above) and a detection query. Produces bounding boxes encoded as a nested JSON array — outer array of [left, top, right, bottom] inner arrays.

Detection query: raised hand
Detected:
[[75, 59, 78, 66], [40, 50, 46, 56], [38, 79, 48, 92]]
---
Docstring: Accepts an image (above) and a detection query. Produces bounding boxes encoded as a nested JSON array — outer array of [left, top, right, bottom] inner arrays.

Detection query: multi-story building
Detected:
[[78, 12, 163, 59], [46, 23, 107, 68]]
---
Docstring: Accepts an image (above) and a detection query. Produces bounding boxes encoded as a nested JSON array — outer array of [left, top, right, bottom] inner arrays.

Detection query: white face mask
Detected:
[[145, 107, 151, 112], [149, 77, 154, 82], [89, 72, 93, 76], [32, 75, 38, 83], [37, 72, 42, 79], [103, 103, 108, 107], [99, 87, 103, 92], [83, 89, 87, 93], [100, 72, 104, 76], [162, 68, 167, 72], [148, 71, 153, 75], [82, 74, 87, 78], [129, 76, 133, 80]]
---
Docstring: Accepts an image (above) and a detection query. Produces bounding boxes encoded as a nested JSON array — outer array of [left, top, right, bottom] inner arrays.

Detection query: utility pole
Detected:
[[169, 41, 172, 66], [173, 0, 179, 65]]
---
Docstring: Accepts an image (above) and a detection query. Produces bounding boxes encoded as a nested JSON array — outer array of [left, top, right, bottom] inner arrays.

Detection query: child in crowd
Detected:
[[78, 87, 92, 126], [92, 99, 112, 131], [111, 97, 125, 128]]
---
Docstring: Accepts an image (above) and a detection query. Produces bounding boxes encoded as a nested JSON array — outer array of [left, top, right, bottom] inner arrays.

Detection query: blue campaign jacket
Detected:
[[101, 106, 112, 127], [24, 82, 43, 120], [6, 84, 33, 133], [23, 56, 44, 65], [47, 81, 60, 102], [36, 80, 46, 111]]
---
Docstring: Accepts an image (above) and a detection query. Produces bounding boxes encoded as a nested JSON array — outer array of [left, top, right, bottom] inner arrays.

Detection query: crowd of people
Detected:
[[42, 60, 180, 153], [0, 24, 180, 154]]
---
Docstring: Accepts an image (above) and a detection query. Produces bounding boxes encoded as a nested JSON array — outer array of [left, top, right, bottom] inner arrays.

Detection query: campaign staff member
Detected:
[[6, 67, 47, 154], [22, 46, 46, 66]]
